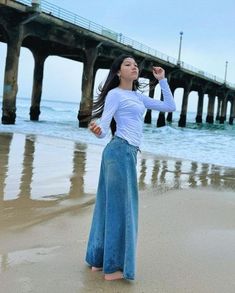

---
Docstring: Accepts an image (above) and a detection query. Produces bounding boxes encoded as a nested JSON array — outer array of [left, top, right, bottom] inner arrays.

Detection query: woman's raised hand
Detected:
[[152, 66, 165, 80], [89, 121, 102, 136]]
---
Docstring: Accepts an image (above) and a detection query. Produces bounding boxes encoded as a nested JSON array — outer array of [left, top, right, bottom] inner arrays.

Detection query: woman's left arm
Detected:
[[142, 79, 176, 112], [142, 67, 176, 112]]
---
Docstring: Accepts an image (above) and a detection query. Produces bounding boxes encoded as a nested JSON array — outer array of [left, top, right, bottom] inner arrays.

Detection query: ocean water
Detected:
[[0, 97, 235, 168]]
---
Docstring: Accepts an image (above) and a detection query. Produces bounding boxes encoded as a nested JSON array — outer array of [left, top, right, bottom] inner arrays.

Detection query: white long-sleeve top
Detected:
[[97, 78, 176, 147]]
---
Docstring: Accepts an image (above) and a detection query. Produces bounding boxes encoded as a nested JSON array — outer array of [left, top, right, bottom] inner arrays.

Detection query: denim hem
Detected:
[[104, 270, 135, 281], [103, 268, 123, 274], [123, 273, 135, 280], [85, 258, 103, 269]]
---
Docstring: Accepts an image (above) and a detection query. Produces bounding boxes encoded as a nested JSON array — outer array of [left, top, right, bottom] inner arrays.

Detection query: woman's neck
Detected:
[[118, 80, 133, 91]]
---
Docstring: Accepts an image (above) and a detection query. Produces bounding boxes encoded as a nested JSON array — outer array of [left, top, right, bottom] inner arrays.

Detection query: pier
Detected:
[[0, 0, 235, 127]]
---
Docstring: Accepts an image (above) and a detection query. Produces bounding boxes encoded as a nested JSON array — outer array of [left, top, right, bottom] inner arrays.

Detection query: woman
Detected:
[[85, 54, 176, 281]]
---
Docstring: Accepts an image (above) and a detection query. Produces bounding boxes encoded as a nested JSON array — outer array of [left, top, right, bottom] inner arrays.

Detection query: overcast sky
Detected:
[[0, 0, 235, 111]]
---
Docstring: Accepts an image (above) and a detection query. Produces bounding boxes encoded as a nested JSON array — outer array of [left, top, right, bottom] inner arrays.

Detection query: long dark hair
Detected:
[[92, 54, 142, 135]]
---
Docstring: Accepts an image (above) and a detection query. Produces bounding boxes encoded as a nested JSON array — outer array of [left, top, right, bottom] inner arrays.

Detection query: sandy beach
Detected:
[[1, 132, 235, 293]]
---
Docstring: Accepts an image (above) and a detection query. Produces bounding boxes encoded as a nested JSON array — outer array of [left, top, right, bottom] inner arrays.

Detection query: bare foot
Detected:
[[104, 271, 123, 281], [91, 266, 102, 272]]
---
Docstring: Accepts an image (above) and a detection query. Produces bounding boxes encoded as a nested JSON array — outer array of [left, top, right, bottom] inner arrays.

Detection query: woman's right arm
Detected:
[[89, 91, 119, 138]]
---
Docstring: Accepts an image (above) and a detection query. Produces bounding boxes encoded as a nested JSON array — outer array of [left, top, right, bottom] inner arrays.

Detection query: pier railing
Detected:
[[15, 0, 235, 88]]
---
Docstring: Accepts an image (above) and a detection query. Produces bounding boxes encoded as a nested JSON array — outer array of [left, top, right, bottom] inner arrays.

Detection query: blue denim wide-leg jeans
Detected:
[[85, 136, 139, 280]]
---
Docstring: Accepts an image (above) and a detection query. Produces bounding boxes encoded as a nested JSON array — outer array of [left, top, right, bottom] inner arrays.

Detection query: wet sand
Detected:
[[0, 132, 235, 293]]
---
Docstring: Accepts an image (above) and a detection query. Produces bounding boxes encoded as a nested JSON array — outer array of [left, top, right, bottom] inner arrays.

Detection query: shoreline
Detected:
[[1, 119, 235, 170], [1, 132, 235, 202], [1, 127, 235, 169]]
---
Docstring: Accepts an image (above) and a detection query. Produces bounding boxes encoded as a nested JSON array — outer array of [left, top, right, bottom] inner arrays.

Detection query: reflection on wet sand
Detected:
[[0, 133, 91, 202], [2, 132, 234, 240], [138, 156, 235, 192], [1, 132, 235, 206], [18, 134, 35, 200], [68, 144, 87, 198], [0, 133, 13, 201]]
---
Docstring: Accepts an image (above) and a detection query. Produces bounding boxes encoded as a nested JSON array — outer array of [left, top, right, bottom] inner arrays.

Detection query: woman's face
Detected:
[[118, 57, 139, 82]]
